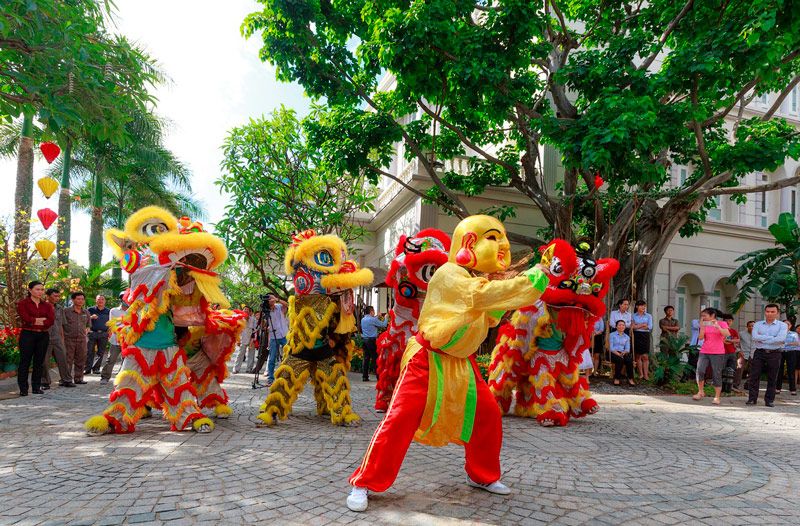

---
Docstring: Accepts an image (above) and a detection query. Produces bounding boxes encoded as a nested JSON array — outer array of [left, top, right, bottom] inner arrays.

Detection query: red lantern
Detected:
[[37, 208, 58, 230], [40, 142, 61, 164], [594, 174, 604, 189]]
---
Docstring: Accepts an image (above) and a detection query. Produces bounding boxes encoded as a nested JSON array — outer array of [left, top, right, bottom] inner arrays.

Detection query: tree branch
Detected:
[[762, 75, 800, 120], [703, 175, 800, 197], [638, 0, 694, 71]]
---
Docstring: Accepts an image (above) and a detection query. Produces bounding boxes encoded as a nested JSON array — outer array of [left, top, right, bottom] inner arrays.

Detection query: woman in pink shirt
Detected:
[[693, 308, 731, 405]]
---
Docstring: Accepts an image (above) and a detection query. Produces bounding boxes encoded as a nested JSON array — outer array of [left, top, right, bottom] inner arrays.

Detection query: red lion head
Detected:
[[386, 228, 451, 310], [539, 239, 619, 318]]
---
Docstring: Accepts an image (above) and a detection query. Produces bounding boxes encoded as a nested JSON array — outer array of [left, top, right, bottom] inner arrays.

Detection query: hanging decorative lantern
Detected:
[[37, 177, 59, 198], [594, 174, 604, 189], [37, 208, 58, 230], [35, 239, 56, 260], [39, 142, 61, 164]]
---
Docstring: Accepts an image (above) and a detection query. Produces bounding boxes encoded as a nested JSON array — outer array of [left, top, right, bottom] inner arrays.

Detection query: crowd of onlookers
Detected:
[[592, 298, 799, 406], [15, 280, 126, 396]]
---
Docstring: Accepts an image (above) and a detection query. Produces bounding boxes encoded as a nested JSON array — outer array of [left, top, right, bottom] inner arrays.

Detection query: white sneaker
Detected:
[[467, 476, 511, 495], [346, 486, 368, 512]]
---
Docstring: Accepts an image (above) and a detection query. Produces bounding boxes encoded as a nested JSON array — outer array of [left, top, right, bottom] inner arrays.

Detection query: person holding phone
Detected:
[[693, 308, 731, 405]]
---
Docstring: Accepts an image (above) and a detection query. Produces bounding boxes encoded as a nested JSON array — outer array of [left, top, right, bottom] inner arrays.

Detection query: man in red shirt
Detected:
[[16, 281, 55, 396], [721, 314, 741, 393]]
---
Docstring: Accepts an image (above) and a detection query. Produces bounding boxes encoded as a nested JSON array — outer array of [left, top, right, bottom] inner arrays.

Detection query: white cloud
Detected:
[[0, 0, 310, 266]]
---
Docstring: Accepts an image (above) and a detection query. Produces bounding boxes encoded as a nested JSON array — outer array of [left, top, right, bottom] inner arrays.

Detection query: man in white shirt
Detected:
[[261, 295, 289, 384], [232, 307, 257, 374], [100, 293, 128, 385], [747, 304, 789, 407], [609, 299, 631, 330]]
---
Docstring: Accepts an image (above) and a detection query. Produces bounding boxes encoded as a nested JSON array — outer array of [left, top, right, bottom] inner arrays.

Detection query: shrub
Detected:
[[652, 334, 698, 386]]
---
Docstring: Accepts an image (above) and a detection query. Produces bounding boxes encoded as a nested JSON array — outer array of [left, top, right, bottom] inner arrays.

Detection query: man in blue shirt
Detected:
[[86, 295, 111, 375], [747, 304, 789, 407], [360, 306, 388, 381]]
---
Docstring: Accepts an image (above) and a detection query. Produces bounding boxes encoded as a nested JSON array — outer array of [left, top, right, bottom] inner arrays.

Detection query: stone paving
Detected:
[[1, 369, 799, 526]]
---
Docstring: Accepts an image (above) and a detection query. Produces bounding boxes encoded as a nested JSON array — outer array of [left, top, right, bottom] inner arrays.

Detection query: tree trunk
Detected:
[[14, 114, 34, 250], [88, 170, 104, 269], [608, 199, 698, 304], [111, 198, 123, 285], [57, 140, 72, 265]]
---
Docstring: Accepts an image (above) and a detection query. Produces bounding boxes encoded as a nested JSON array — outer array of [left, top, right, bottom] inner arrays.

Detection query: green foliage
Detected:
[[651, 334, 697, 386], [215, 106, 376, 293], [729, 212, 800, 317], [243, 0, 800, 299], [219, 263, 273, 310], [0, 0, 162, 143]]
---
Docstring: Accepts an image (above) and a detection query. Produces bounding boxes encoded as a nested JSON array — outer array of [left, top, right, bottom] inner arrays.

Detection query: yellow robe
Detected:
[[401, 262, 547, 446]]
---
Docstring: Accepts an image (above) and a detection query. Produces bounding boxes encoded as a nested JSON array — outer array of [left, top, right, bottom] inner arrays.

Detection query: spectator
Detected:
[[747, 304, 788, 407], [610, 299, 631, 330], [41, 287, 73, 389], [85, 295, 110, 375], [16, 281, 55, 396], [693, 308, 730, 405], [690, 318, 701, 346], [360, 306, 387, 382], [776, 321, 798, 396], [736, 321, 755, 391], [609, 320, 634, 386], [720, 314, 741, 393], [658, 305, 681, 351], [231, 306, 257, 374], [263, 295, 289, 385], [100, 293, 129, 385], [591, 317, 605, 374], [63, 292, 90, 385], [631, 300, 653, 381]]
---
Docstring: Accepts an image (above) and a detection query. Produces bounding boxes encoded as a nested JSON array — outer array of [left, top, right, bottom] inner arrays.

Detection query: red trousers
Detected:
[[349, 349, 503, 492]]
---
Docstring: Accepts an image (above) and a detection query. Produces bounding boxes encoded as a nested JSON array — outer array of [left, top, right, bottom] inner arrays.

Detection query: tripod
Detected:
[[252, 298, 273, 389]]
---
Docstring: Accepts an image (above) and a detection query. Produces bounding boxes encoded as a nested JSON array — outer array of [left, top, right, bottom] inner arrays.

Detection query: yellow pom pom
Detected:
[[192, 417, 214, 432], [213, 404, 233, 418], [256, 411, 276, 427], [84, 415, 110, 436]]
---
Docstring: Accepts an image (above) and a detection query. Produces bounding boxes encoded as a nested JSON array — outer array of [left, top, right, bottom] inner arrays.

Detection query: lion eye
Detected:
[[140, 221, 169, 236], [314, 250, 334, 267]]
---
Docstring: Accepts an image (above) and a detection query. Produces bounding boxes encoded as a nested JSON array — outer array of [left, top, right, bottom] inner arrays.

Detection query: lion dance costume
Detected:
[[374, 229, 450, 412], [256, 230, 373, 427], [347, 215, 549, 512], [84, 207, 245, 435], [488, 240, 619, 427]]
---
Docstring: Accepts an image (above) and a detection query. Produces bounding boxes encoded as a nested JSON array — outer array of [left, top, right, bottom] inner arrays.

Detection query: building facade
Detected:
[[351, 84, 800, 338]]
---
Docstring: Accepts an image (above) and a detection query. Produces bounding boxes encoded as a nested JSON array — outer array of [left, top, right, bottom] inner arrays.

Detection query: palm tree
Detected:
[[49, 107, 202, 270]]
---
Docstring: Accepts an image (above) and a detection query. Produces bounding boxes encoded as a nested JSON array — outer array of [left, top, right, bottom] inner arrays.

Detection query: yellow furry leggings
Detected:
[[102, 346, 205, 433], [257, 353, 359, 426]]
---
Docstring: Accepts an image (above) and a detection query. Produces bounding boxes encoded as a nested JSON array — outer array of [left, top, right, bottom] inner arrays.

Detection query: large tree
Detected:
[[2, 0, 161, 258], [53, 107, 200, 269], [215, 106, 376, 297], [243, 0, 800, 301]]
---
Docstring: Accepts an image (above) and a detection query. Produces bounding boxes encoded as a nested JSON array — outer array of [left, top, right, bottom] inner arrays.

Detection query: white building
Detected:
[[351, 83, 800, 336]]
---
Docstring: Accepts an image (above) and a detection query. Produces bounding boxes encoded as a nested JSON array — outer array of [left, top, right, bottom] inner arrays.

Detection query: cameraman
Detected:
[[261, 294, 288, 385], [360, 306, 387, 382]]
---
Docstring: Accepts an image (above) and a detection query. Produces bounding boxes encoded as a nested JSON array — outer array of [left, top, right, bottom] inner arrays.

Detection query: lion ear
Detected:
[[105, 229, 133, 259]]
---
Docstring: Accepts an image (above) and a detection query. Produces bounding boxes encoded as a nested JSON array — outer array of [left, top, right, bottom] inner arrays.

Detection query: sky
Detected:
[[0, 0, 310, 266]]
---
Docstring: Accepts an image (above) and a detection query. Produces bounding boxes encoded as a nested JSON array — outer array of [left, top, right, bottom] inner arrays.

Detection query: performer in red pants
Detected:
[[347, 215, 549, 511]]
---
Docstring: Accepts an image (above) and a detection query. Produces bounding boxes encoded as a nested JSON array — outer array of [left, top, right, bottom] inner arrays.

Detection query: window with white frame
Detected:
[[790, 86, 799, 115], [709, 290, 722, 310], [708, 195, 722, 221], [757, 92, 770, 107], [755, 172, 769, 227], [676, 286, 686, 328]]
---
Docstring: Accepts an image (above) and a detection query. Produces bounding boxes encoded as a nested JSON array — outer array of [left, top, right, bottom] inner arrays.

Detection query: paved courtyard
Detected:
[[1, 371, 799, 526]]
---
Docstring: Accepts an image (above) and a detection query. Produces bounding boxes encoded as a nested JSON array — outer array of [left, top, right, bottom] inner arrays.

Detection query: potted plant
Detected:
[[652, 333, 698, 386], [0, 327, 21, 373]]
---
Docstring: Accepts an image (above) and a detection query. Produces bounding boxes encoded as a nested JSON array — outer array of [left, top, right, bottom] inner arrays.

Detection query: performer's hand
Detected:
[[533, 263, 550, 275]]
